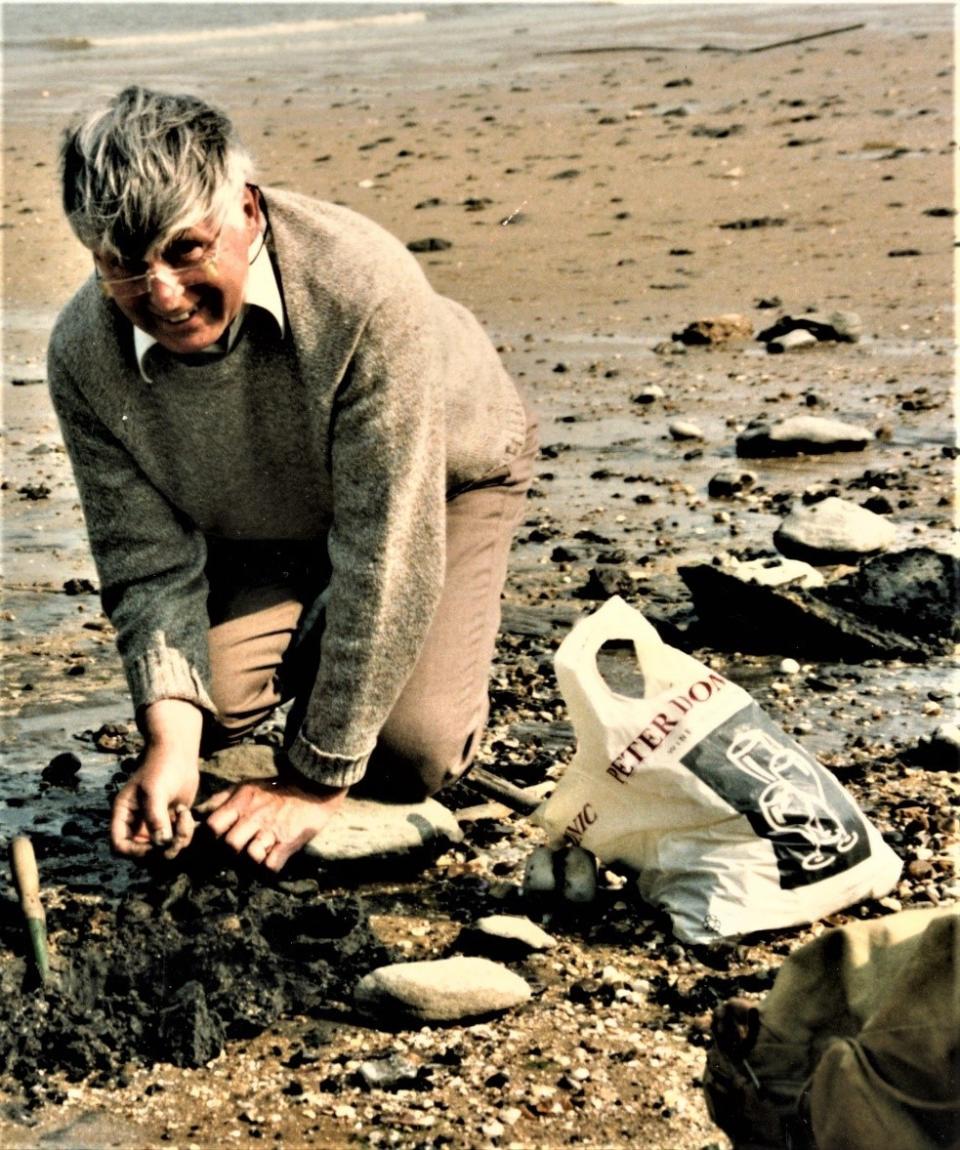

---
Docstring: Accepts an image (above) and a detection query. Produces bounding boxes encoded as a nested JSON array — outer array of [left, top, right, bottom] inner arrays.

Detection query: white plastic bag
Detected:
[[534, 597, 902, 944]]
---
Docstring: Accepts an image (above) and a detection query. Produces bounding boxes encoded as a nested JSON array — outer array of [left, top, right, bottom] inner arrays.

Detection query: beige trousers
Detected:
[[202, 416, 537, 800]]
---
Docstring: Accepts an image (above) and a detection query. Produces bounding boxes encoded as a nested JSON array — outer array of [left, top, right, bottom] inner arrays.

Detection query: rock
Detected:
[[708, 469, 757, 498], [63, 578, 97, 596], [779, 657, 801, 675], [522, 845, 557, 898], [757, 310, 862, 344], [358, 1054, 424, 1090], [653, 339, 688, 356], [458, 915, 558, 959], [522, 845, 599, 906], [819, 548, 959, 644], [724, 555, 825, 589], [679, 562, 932, 660], [203, 743, 280, 786], [41, 752, 82, 786], [905, 725, 960, 771], [303, 796, 462, 863], [156, 981, 224, 1069], [575, 566, 644, 600], [354, 957, 531, 1023], [669, 420, 705, 441], [718, 216, 786, 230], [633, 384, 665, 404], [766, 329, 818, 354], [736, 415, 874, 458], [774, 497, 896, 564], [406, 237, 452, 252], [672, 314, 754, 346], [561, 846, 598, 904]]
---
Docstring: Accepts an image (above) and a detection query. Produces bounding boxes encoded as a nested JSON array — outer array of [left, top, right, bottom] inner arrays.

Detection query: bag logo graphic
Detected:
[[725, 728, 859, 871], [681, 702, 871, 889]]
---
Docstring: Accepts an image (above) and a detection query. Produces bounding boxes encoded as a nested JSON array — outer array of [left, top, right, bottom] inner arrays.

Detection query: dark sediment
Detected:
[[0, 850, 390, 1108]]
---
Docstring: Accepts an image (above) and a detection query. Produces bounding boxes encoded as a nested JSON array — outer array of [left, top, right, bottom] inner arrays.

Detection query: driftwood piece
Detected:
[[538, 23, 865, 59]]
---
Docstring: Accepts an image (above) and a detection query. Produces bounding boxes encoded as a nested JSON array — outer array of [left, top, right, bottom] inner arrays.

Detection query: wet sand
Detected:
[[1, 5, 956, 1148]]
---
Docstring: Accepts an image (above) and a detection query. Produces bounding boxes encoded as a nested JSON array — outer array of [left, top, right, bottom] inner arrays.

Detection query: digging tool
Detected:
[[460, 765, 543, 815], [10, 834, 50, 985]]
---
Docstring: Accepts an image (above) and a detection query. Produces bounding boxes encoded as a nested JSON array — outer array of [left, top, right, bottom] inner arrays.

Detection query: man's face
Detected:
[[94, 185, 261, 354]]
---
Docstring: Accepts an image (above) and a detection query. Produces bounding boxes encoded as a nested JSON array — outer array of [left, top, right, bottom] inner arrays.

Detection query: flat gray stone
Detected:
[[774, 497, 896, 564], [737, 415, 873, 458], [203, 743, 280, 785], [458, 915, 557, 959], [355, 956, 531, 1023], [304, 796, 462, 862]]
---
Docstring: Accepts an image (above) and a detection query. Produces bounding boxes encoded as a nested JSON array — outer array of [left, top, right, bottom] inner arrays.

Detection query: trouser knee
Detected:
[[359, 704, 487, 803]]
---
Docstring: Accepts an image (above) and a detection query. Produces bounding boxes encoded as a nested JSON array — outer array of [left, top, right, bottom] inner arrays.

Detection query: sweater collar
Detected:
[[133, 228, 285, 381]]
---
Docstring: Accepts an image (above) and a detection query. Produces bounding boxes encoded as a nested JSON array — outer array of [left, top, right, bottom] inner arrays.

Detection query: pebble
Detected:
[[668, 420, 705, 441], [561, 846, 598, 904], [458, 915, 558, 958], [779, 658, 801, 675], [354, 957, 532, 1023], [41, 751, 82, 785], [358, 1054, 423, 1091], [632, 385, 665, 404], [774, 497, 897, 563], [765, 329, 818, 353], [707, 469, 757, 498], [522, 845, 557, 897]]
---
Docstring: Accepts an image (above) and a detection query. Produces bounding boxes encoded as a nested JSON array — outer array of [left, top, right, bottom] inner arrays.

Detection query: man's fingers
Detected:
[[264, 830, 314, 874], [110, 784, 153, 856], [193, 788, 234, 817], [224, 812, 266, 854], [244, 830, 276, 865], [163, 805, 197, 860], [139, 786, 176, 847]]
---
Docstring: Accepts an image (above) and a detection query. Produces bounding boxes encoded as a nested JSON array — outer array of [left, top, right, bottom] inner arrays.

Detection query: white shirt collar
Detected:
[[133, 229, 284, 381]]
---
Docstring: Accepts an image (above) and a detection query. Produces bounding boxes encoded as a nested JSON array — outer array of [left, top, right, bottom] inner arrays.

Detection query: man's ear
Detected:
[[241, 185, 262, 240]]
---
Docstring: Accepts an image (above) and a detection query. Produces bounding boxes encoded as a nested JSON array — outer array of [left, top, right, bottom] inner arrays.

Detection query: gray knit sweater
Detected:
[[47, 188, 529, 787]]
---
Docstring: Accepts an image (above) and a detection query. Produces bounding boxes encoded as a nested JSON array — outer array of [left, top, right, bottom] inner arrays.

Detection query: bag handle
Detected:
[[555, 596, 666, 712]]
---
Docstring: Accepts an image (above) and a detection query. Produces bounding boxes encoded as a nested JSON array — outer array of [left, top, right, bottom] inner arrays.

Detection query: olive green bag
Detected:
[[703, 907, 959, 1150]]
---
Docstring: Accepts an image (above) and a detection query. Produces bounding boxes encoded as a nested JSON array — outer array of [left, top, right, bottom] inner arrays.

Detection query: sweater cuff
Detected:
[[126, 639, 216, 718], [285, 730, 372, 789]]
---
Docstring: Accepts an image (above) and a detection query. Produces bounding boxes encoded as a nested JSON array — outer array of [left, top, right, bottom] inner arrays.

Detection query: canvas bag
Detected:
[[534, 596, 902, 944], [703, 907, 960, 1150]]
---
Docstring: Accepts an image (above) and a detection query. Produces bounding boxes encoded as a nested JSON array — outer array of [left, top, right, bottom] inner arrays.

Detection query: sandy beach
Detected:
[[1, 4, 956, 1147]]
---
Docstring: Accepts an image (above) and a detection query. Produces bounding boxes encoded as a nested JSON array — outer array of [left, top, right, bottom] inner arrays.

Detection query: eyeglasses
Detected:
[[95, 231, 222, 301]]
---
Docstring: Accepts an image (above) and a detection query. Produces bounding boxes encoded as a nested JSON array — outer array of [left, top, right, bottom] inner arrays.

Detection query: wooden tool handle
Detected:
[[11, 835, 44, 921]]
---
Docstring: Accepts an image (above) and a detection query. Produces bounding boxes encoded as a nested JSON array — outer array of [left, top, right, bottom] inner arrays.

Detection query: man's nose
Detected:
[[146, 266, 187, 307]]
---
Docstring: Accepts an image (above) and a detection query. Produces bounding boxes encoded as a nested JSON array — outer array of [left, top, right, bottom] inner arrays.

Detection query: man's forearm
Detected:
[[141, 698, 203, 756]]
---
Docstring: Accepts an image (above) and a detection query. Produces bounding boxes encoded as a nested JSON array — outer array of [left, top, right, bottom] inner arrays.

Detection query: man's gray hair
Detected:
[[60, 85, 255, 258]]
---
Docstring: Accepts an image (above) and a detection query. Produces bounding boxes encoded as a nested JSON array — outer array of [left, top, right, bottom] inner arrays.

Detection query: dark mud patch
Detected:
[[0, 851, 390, 1111]]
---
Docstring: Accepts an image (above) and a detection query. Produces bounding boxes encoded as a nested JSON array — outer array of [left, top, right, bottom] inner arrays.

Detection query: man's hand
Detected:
[[196, 779, 348, 872], [110, 699, 202, 860]]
